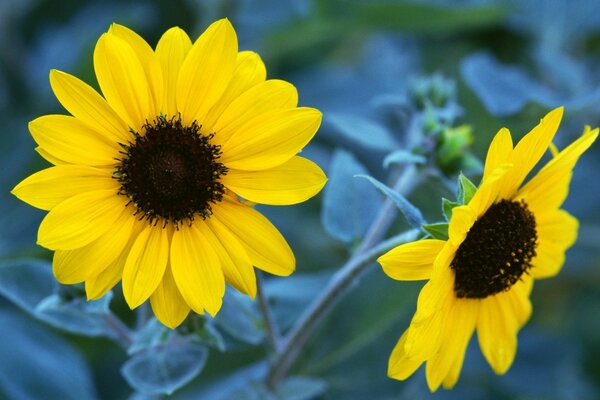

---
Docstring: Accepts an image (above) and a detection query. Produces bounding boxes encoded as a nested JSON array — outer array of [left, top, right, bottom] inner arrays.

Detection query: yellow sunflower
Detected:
[[377, 107, 598, 391], [12, 19, 326, 329]]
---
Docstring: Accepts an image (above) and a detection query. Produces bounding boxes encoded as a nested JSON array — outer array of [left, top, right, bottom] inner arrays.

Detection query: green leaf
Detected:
[[422, 222, 449, 240], [0, 259, 54, 312], [214, 291, 265, 346], [383, 149, 427, 168], [355, 174, 425, 229], [349, 1, 507, 35], [192, 320, 226, 352], [121, 341, 208, 396], [442, 197, 460, 221], [457, 173, 478, 204]]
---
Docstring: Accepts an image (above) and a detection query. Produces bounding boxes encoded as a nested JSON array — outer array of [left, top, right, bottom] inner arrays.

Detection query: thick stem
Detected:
[[266, 166, 422, 389], [256, 272, 282, 353]]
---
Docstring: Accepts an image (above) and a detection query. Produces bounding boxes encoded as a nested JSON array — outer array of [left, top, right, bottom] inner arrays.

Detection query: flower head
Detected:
[[12, 19, 326, 328], [377, 107, 597, 391]]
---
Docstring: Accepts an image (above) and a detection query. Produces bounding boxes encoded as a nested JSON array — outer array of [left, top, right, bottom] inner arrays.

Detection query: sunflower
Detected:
[[12, 19, 326, 329], [377, 107, 597, 391]]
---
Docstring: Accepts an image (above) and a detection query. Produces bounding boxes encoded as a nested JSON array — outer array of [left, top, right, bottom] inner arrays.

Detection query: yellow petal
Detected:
[[38, 189, 126, 250], [49, 69, 130, 142], [94, 32, 151, 132], [388, 330, 424, 381], [53, 210, 134, 284], [378, 239, 445, 281], [467, 163, 512, 218], [211, 79, 298, 146], [477, 295, 519, 374], [211, 199, 295, 276], [35, 146, 66, 165], [155, 27, 192, 117], [499, 107, 563, 198], [150, 263, 191, 329], [498, 279, 532, 328], [170, 222, 225, 316], [482, 127, 513, 183], [222, 156, 326, 205], [516, 127, 598, 210], [12, 165, 115, 210], [176, 19, 237, 126], [203, 51, 267, 131], [204, 218, 257, 298], [448, 205, 476, 247], [108, 23, 164, 117], [85, 220, 144, 300], [122, 224, 169, 309], [425, 298, 478, 392], [29, 115, 120, 166], [220, 107, 322, 171]]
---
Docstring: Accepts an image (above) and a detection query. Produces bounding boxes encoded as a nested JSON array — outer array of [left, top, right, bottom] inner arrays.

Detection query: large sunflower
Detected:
[[12, 19, 326, 329], [377, 108, 597, 391]]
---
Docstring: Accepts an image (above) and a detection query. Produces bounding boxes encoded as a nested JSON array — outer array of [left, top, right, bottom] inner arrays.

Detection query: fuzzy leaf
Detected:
[[383, 149, 426, 168], [422, 222, 449, 240], [442, 197, 460, 221], [457, 173, 478, 205]]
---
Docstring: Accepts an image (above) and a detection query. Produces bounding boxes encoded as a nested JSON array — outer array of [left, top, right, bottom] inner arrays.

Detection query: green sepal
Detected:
[[442, 197, 460, 221], [421, 222, 449, 240], [457, 173, 477, 204]]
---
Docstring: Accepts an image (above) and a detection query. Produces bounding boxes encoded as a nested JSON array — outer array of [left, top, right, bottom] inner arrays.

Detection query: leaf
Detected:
[[422, 222, 449, 240], [128, 318, 173, 355], [355, 174, 424, 229], [213, 290, 265, 345], [461, 52, 560, 116], [383, 149, 426, 168], [121, 341, 208, 396], [324, 113, 397, 152], [457, 173, 478, 205], [192, 319, 226, 352], [442, 197, 460, 221], [0, 259, 54, 312], [0, 308, 98, 400], [34, 292, 117, 338], [276, 376, 328, 400], [351, 1, 508, 34], [321, 150, 382, 244]]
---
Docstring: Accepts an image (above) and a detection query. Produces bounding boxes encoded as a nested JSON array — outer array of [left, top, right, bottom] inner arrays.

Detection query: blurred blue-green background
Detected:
[[1, 0, 599, 399]]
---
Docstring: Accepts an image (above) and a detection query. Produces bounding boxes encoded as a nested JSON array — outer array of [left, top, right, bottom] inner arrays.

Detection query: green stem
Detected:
[[256, 272, 282, 353], [265, 165, 422, 389]]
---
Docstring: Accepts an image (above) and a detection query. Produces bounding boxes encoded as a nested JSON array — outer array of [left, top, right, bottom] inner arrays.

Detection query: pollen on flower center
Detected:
[[115, 115, 227, 226], [451, 199, 537, 298]]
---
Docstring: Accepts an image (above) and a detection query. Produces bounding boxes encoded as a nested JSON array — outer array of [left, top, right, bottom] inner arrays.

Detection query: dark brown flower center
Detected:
[[115, 115, 227, 226], [450, 199, 537, 298]]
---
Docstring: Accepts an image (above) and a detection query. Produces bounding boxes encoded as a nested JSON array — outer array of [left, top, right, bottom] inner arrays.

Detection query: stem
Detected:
[[103, 313, 134, 349], [256, 272, 282, 353], [266, 166, 422, 389]]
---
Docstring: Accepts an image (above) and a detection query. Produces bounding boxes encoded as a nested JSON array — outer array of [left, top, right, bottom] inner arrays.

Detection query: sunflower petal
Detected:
[[49, 70, 130, 142], [483, 127, 513, 183], [425, 299, 478, 392], [388, 330, 424, 381], [211, 79, 298, 146], [477, 295, 519, 374], [150, 263, 191, 329], [29, 115, 119, 166], [53, 210, 134, 284], [378, 239, 445, 281], [222, 156, 326, 205], [204, 218, 257, 298], [499, 107, 563, 198], [211, 199, 295, 276], [94, 32, 151, 132], [38, 189, 126, 250], [170, 223, 225, 316], [516, 127, 598, 210], [122, 224, 169, 309], [220, 107, 322, 171], [12, 165, 115, 210], [204, 51, 267, 131], [155, 27, 192, 117], [108, 23, 164, 116], [176, 18, 237, 126]]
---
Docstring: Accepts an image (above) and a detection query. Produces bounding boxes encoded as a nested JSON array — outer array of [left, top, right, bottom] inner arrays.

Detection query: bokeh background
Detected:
[[1, 0, 599, 399]]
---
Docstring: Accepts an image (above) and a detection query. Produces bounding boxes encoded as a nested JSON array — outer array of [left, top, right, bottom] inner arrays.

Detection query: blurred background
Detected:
[[1, 0, 599, 399]]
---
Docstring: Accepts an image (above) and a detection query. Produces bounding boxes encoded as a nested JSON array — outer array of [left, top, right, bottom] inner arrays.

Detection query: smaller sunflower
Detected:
[[12, 19, 326, 329], [377, 107, 598, 391]]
